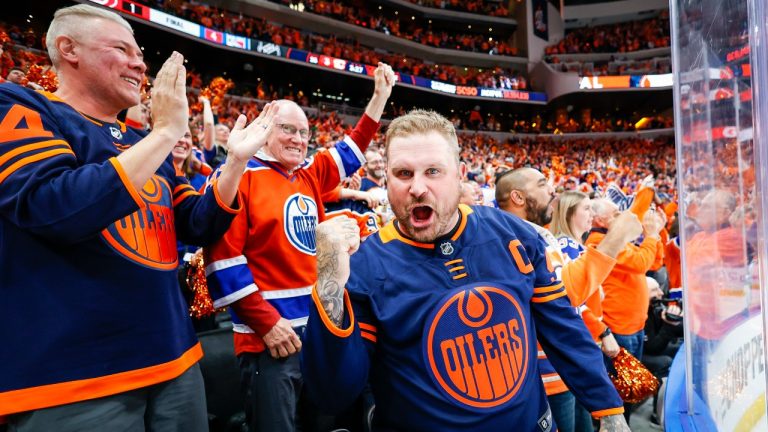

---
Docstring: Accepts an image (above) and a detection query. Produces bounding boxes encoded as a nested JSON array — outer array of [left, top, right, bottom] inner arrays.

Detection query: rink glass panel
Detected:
[[671, 0, 767, 428]]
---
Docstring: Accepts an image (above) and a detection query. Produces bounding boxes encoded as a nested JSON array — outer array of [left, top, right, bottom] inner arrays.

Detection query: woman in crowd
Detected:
[[549, 191, 618, 432]]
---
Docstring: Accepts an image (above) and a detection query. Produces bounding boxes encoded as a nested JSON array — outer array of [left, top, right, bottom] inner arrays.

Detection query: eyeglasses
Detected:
[[277, 123, 312, 140]]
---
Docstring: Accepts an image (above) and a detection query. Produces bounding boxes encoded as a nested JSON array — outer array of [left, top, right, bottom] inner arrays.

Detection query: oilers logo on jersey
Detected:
[[424, 284, 529, 409], [101, 175, 178, 270], [284, 193, 318, 255], [110, 126, 123, 139]]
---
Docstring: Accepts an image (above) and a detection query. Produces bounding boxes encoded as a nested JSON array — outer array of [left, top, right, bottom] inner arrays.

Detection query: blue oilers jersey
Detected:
[[302, 205, 624, 431], [558, 236, 585, 260], [0, 85, 239, 415]]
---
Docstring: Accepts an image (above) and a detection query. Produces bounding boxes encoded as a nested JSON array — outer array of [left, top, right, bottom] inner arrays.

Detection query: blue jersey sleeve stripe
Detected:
[[206, 261, 256, 305], [0, 139, 70, 167], [173, 184, 196, 195], [342, 135, 365, 165], [531, 290, 568, 303], [329, 136, 366, 178], [360, 331, 377, 343], [207, 269, 255, 303], [212, 283, 259, 308], [205, 256, 248, 274], [329, 147, 347, 178], [267, 295, 311, 321]]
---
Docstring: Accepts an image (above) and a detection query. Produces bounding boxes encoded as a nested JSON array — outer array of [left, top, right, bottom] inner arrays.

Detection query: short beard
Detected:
[[392, 188, 461, 243], [525, 196, 552, 226], [370, 169, 385, 180]]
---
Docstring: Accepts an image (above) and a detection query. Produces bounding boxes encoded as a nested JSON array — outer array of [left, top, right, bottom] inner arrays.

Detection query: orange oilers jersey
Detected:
[[204, 135, 368, 355], [527, 222, 616, 396]]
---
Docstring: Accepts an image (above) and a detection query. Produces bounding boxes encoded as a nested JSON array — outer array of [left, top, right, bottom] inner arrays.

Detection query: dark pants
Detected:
[[8, 363, 207, 432], [238, 351, 333, 432], [547, 391, 594, 432]]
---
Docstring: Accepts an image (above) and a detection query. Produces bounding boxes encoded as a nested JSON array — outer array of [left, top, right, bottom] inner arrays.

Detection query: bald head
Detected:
[[273, 98, 303, 113], [591, 198, 619, 229]]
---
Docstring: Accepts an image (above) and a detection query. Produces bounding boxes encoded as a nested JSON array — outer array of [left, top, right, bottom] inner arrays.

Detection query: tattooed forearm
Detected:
[[319, 279, 345, 326], [599, 414, 630, 432], [317, 241, 345, 326], [317, 241, 340, 281]]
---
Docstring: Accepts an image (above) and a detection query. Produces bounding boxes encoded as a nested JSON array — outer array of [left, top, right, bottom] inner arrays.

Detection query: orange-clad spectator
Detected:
[[586, 198, 664, 420], [587, 199, 663, 337], [585, 198, 663, 421]]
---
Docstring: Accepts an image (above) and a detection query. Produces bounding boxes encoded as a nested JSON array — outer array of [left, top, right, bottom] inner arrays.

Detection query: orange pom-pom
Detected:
[[140, 75, 151, 103], [202, 76, 234, 110], [610, 348, 660, 403], [23, 64, 59, 92], [0, 31, 10, 44], [185, 251, 223, 318]]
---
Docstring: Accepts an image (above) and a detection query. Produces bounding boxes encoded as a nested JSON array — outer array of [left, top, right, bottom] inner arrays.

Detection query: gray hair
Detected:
[[591, 198, 617, 219], [47, 4, 133, 67]]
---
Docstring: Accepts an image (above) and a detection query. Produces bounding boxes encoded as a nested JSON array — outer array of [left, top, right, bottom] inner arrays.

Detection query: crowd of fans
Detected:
[[146, 0, 528, 89], [0, 23, 50, 80], [405, 0, 511, 17], [174, 83, 679, 200], [451, 106, 674, 133], [546, 13, 670, 56], [6, 4, 764, 432], [182, 80, 673, 138], [271, 0, 518, 55], [550, 56, 672, 76], [0, 22, 671, 141], [0, 16, 675, 195], [459, 134, 677, 196]]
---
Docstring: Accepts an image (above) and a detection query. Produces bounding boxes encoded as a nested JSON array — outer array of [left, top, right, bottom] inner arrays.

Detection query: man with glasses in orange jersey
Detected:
[[204, 63, 396, 432]]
